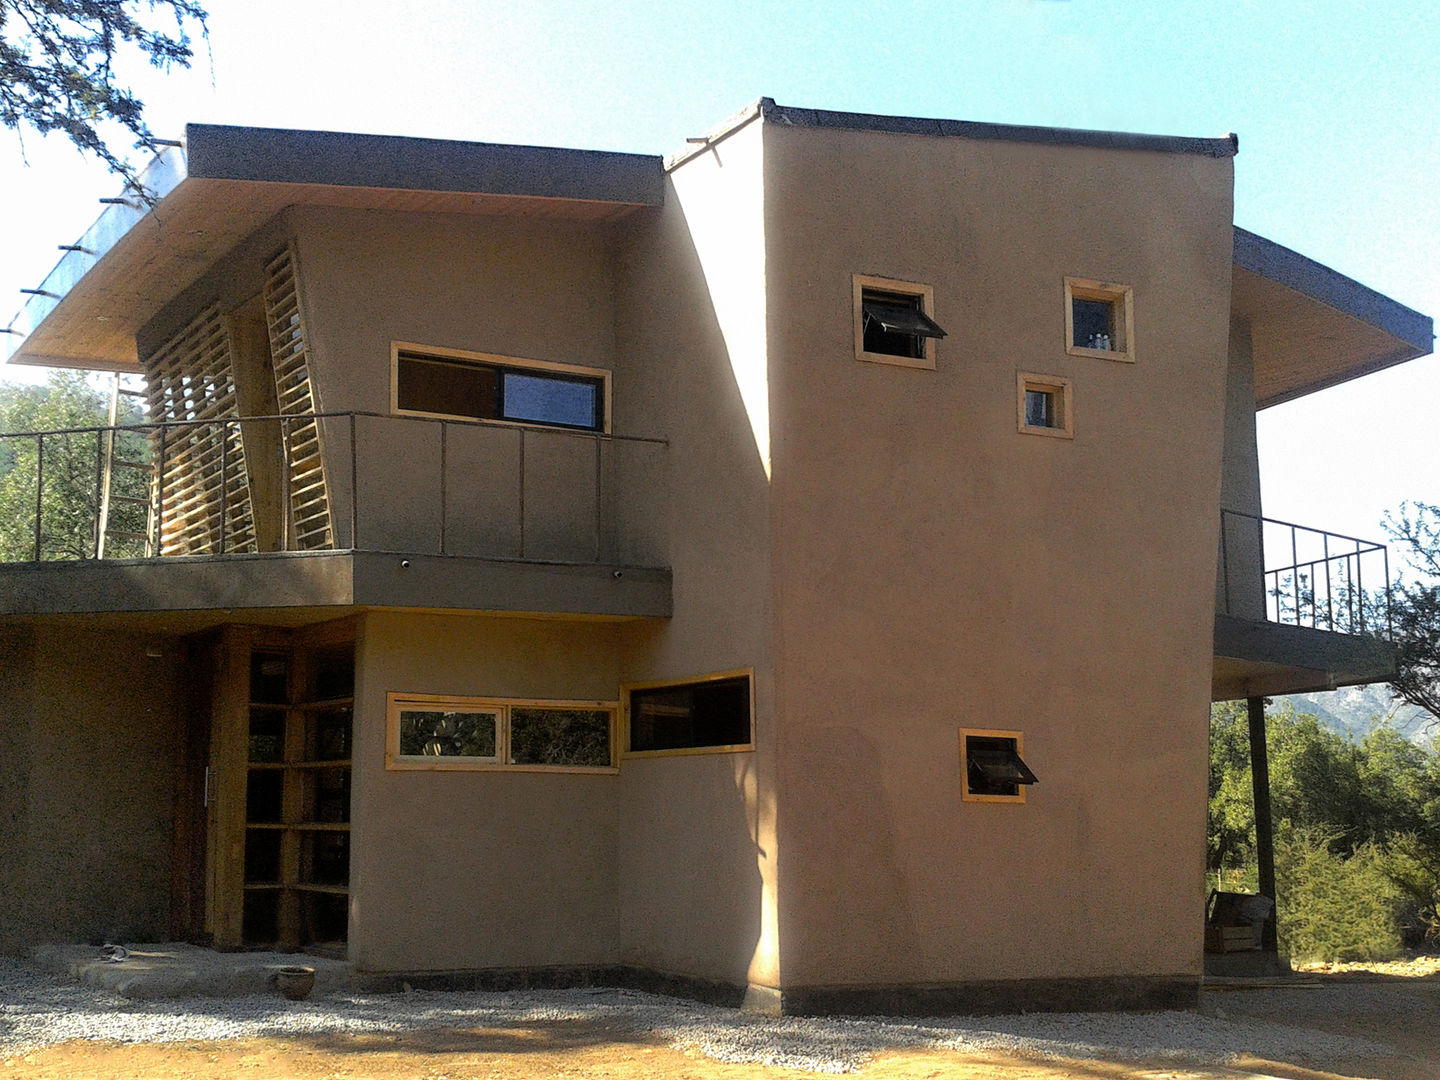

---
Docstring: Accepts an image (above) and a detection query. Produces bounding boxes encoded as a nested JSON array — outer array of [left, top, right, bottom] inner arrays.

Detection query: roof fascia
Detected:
[[185, 123, 664, 205], [1234, 226, 1433, 356]]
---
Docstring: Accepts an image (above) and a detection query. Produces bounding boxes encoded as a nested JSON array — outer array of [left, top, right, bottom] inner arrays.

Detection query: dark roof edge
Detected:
[[759, 98, 1240, 157], [1235, 226, 1434, 356], [185, 123, 665, 206]]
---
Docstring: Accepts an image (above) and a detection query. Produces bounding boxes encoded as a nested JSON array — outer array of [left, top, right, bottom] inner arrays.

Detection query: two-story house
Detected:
[[0, 99, 1431, 1014]]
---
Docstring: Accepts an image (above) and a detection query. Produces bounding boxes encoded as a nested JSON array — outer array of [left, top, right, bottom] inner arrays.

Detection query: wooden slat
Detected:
[[263, 247, 333, 551], [141, 305, 257, 555]]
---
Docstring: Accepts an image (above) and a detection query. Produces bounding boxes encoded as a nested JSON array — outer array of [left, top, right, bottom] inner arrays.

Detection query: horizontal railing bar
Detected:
[[0, 410, 670, 447], [1219, 507, 1386, 552]]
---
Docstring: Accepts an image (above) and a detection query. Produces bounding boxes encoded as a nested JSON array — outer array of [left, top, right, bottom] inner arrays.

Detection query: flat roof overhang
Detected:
[[5, 124, 664, 373], [1233, 228, 1434, 409], [0, 550, 671, 621], [1212, 612, 1397, 700]]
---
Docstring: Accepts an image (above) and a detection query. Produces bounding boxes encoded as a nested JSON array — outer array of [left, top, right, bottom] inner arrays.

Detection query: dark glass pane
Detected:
[[629, 676, 751, 752], [301, 891, 348, 945], [301, 831, 349, 887], [501, 371, 601, 430], [304, 766, 351, 823], [510, 708, 611, 767], [248, 710, 285, 763], [246, 769, 284, 823], [1025, 389, 1053, 428], [398, 709, 498, 758], [1072, 297, 1114, 348], [965, 735, 1036, 797], [862, 290, 925, 358], [244, 828, 282, 883], [397, 355, 498, 419], [242, 890, 279, 946], [310, 708, 352, 762], [312, 645, 354, 700], [250, 653, 288, 704]]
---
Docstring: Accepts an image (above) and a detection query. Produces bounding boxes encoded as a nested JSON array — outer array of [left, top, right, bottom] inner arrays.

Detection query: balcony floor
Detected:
[[0, 550, 670, 622], [1212, 613, 1396, 700]]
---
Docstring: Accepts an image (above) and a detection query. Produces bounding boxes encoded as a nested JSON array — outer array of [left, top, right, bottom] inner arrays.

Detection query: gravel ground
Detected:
[[0, 957, 1396, 1074]]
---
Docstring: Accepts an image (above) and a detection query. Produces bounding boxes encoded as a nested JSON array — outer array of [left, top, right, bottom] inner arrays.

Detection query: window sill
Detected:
[[1065, 343, 1134, 363]]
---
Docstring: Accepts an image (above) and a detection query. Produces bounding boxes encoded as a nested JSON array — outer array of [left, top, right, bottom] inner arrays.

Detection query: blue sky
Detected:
[[2, 0, 1436, 549]]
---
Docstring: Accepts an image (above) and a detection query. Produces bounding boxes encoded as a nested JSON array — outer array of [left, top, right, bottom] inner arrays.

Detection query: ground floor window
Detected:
[[386, 694, 616, 771], [623, 671, 754, 756]]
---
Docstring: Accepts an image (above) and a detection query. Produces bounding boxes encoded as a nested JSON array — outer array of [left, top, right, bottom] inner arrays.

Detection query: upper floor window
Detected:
[[853, 275, 946, 369], [392, 343, 609, 432], [1064, 278, 1134, 362]]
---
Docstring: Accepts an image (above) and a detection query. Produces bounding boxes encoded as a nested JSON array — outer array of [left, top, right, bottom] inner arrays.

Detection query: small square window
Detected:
[[1064, 278, 1134, 362], [1017, 372, 1074, 439], [853, 275, 946, 369], [960, 729, 1038, 804]]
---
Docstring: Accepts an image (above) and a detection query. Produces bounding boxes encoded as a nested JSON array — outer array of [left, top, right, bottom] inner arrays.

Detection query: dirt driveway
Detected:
[[4, 971, 1437, 1080]]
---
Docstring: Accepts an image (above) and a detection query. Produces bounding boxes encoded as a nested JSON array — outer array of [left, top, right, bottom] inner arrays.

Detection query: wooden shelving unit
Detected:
[[208, 621, 354, 952]]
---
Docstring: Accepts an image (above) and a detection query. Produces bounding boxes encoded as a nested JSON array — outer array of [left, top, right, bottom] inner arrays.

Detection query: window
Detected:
[[392, 343, 609, 431], [1017, 372, 1074, 438], [1064, 278, 1134, 362], [623, 671, 753, 756], [853, 275, 946, 369], [386, 694, 616, 771], [960, 729, 1038, 804]]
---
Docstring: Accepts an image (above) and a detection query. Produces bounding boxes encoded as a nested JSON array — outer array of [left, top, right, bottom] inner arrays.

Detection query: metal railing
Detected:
[[0, 412, 668, 566], [1218, 509, 1391, 637]]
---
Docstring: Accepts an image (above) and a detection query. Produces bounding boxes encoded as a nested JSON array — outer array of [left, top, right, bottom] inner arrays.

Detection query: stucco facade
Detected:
[[0, 99, 1431, 1014]]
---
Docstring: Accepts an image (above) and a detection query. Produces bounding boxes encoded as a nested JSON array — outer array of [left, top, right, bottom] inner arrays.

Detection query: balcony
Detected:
[[1213, 510, 1395, 699], [0, 412, 670, 620]]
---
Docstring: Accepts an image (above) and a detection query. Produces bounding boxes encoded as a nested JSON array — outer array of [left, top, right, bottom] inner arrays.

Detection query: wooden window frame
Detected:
[[1064, 278, 1135, 362], [853, 275, 940, 370], [385, 693, 618, 773], [621, 669, 755, 759], [390, 342, 612, 434], [960, 728, 1032, 805], [1017, 372, 1074, 439]]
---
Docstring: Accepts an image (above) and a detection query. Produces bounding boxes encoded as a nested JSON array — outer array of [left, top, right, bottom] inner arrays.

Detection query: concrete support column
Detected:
[[1246, 695, 1278, 952]]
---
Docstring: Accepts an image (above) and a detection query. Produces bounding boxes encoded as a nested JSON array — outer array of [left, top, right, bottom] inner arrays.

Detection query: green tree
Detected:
[[1384, 501, 1440, 721], [0, 370, 148, 561], [1, 1, 208, 189]]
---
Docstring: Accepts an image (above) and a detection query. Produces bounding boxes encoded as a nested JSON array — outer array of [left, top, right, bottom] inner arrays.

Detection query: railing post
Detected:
[[1322, 533, 1332, 631], [1355, 542, 1365, 634], [93, 430, 105, 559], [349, 414, 358, 552], [32, 434, 44, 561], [218, 420, 229, 556], [1384, 546, 1393, 638], [280, 416, 292, 551], [594, 435, 603, 563], [154, 425, 167, 556], [1296, 524, 1307, 624], [439, 421, 448, 556]]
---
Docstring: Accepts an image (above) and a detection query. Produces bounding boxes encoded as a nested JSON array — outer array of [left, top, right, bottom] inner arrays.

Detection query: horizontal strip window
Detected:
[[386, 693, 616, 772], [623, 671, 753, 756], [393, 345, 608, 432]]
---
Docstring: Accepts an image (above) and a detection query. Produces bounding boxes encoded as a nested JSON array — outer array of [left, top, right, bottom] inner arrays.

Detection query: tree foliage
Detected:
[[1, 0, 208, 188], [1385, 501, 1440, 720], [0, 370, 148, 561], [1209, 698, 1440, 957]]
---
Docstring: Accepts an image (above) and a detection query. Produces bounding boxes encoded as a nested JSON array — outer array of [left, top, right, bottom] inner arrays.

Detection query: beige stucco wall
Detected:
[[0, 624, 179, 950], [611, 118, 779, 990], [291, 207, 659, 560], [760, 123, 1234, 988], [348, 610, 626, 973]]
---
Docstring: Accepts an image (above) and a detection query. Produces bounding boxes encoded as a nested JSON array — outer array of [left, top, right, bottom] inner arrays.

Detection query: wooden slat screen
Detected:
[[263, 247, 333, 550], [142, 306, 257, 555]]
